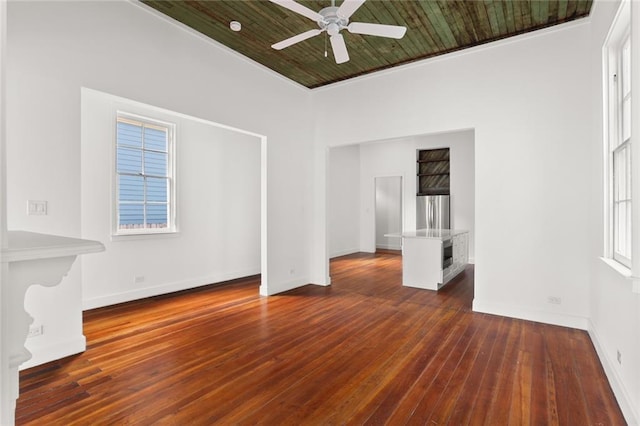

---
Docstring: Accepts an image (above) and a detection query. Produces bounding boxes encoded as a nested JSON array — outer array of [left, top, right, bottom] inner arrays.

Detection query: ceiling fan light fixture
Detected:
[[268, 0, 407, 65], [327, 22, 340, 36]]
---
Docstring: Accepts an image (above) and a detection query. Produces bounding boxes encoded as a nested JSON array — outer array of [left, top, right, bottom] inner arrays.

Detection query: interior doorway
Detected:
[[374, 176, 402, 251]]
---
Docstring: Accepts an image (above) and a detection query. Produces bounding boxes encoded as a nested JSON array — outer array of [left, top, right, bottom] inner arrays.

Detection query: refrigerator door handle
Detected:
[[428, 198, 433, 228]]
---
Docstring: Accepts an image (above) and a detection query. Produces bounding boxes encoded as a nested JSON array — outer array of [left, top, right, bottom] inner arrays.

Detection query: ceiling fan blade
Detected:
[[272, 29, 323, 50], [269, 0, 323, 22], [330, 33, 350, 64], [348, 22, 407, 39], [337, 0, 366, 19]]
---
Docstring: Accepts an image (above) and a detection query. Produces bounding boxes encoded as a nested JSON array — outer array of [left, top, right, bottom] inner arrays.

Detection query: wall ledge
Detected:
[[599, 257, 640, 294]]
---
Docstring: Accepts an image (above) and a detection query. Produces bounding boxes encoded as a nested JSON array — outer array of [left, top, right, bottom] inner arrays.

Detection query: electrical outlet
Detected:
[[617, 350, 622, 365], [27, 324, 43, 338], [134, 275, 145, 284], [27, 200, 48, 216], [547, 296, 562, 305]]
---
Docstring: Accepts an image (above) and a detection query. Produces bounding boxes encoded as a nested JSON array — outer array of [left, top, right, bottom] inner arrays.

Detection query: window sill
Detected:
[[600, 257, 640, 293], [111, 231, 179, 242]]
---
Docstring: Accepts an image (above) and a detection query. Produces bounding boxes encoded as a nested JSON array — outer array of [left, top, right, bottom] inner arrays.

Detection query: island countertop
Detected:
[[385, 229, 468, 241]]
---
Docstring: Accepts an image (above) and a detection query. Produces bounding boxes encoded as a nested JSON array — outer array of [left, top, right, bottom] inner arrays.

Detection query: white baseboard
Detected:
[[376, 244, 402, 250], [83, 267, 261, 310], [329, 248, 360, 258], [472, 299, 589, 330], [260, 277, 309, 296], [21, 335, 86, 370], [588, 320, 639, 426]]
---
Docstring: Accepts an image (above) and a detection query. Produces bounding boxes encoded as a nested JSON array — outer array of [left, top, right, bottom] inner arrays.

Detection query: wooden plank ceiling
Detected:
[[142, 0, 593, 89]]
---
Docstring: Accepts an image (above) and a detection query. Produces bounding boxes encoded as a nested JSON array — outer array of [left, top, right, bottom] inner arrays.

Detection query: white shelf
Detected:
[[2, 231, 104, 262]]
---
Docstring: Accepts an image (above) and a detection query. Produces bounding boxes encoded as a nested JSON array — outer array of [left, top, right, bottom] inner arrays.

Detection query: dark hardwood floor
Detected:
[[16, 251, 625, 425]]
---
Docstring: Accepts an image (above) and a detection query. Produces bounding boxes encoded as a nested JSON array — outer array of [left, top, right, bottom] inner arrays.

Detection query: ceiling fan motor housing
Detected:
[[318, 7, 348, 35]]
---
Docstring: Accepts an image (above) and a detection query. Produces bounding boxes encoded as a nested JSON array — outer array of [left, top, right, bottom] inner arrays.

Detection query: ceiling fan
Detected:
[[269, 0, 407, 64]]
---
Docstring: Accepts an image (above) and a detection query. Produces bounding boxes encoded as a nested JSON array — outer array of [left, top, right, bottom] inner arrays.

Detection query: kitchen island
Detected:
[[387, 229, 469, 290]]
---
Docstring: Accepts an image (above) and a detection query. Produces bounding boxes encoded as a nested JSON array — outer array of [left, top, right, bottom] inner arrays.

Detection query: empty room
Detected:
[[0, 0, 639, 424]]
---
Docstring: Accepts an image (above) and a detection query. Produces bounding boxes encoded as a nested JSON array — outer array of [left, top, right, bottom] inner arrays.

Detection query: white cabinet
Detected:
[[401, 230, 468, 291], [443, 232, 468, 285]]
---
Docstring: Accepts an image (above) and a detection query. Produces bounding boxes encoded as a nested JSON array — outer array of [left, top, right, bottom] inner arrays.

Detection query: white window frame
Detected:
[[113, 111, 177, 237], [602, 0, 640, 286]]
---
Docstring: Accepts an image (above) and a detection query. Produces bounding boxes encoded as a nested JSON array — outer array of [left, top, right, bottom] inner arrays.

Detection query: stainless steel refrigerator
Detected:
[[416, 195, 450, 230]]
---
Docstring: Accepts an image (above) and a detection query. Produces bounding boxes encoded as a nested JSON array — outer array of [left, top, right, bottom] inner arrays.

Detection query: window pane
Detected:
[[614, 145, 630, 201], [622, 38, 631, 96], [615, 150, 624, 201], [622, 97, 631, 141], [626, 145, 632, 199], [117, 122, 143, 148], [119, 203, 144, 229], [626, 201, 632, 258], [144, 127, 167, 152], [614, 200, 632, 260], [147, 204, 168, 227], [615, 202, 626, 255], [144, 151, 168, 176], [117, 147, 142, 174], [146, 177, 168, 203], [119, 175, 144, 202]]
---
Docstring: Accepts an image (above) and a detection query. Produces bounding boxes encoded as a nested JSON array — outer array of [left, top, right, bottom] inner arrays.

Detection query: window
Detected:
[[604, 1, 632, 268], [115, 112, 176, 235]]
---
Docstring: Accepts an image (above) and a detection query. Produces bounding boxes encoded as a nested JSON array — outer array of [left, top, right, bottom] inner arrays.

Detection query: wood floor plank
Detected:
[[421, 314, 495, 424], [444, 314, 504, 424], [15, 252, 625, 425]]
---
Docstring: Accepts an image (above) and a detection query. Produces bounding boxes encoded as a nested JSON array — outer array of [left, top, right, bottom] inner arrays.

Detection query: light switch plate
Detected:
[[28, 200, 48, 215]]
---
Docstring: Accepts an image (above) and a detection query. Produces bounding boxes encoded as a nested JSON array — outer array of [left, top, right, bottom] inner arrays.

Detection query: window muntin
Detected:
[[115, 113, 175, 235]]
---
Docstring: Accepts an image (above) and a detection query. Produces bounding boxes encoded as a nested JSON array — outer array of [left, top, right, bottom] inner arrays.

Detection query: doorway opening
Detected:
[[374, 176, 402, 252]]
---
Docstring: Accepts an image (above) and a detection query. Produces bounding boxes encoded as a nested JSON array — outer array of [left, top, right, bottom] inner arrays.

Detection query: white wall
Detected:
[[0, 0, 8, 417], [356, 131, 475, 259], [315, 21, 593, 330], [7, 0, 314, 367], [328, 145, 360, 258], [587, 1, 640, 423], [375, 176, 402, 250], [80, 89, 260, 309]]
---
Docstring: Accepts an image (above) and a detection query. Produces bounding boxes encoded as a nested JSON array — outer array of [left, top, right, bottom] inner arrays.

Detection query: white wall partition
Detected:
[[0, 0, 8, 419], [80, 89, 261, 309], [7, 0, 314, 367], [316, 21, 593, 329], [328, 145, 360, 258]]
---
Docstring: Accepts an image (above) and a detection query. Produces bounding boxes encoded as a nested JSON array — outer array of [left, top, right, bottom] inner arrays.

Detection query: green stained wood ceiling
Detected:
[[141, 0, 593, 89]]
